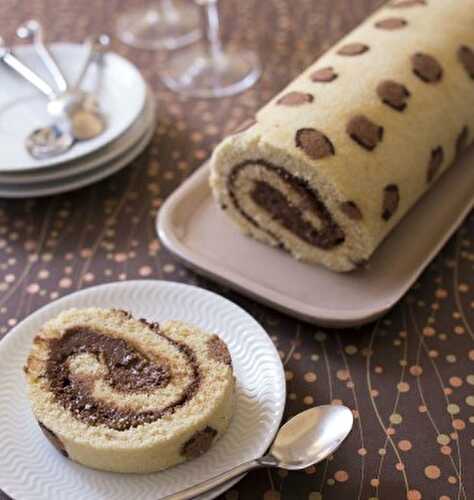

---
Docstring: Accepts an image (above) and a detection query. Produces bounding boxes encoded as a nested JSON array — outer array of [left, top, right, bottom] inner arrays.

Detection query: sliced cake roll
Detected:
[[24, 308, 235, 473], [210, 0, 474, 271]]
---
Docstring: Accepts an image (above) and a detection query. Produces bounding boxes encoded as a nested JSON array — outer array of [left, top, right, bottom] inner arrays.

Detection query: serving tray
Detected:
[[157, 149, 474, 328]]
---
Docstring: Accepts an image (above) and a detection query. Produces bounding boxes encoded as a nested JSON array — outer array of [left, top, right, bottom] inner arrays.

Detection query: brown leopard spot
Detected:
[[377, 80, 411, 111], [427, 147, 444, 183], [277, 92, 314, 106], [310, 67, 338, 82], [182, 427, 218, 459], [456, 127, 469, 158], [231, 118, 256, 135], [411, 53, 443, 83], [296, 128, 335, 160], [388, 0, 426, 7], [340, 201, 363, 221], [38, 421, 68, 457], [458, 46, 474, 80], [382, 185, 400, 221], [346, 115, 384, 151], [207, 335, 232, 366], [375, 18, 407, 30], [337, 43, 369, 56]]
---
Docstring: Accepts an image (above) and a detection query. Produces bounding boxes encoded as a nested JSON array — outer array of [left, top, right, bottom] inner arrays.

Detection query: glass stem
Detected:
[[162, 0, 179, 24], [198, 0, 223, 61]]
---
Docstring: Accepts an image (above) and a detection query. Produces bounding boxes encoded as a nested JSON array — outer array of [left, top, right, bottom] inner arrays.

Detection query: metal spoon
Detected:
[[0, 38, 75, 158], [17, 19, 69, 93], [163, 405, 354, 500]]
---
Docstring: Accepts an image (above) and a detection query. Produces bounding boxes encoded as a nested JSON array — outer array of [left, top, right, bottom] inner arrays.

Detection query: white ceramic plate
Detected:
[[0, 280, 285, 500], [0, 90, 155, 185], [0, 99, 155, 198], [158, 147, 474, 328], [0, 43, 147, 172]]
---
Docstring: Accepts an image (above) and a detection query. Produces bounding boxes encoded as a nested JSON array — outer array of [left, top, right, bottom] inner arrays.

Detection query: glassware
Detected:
[[160, 0, 261, 98], [116, 0, 201, 50]]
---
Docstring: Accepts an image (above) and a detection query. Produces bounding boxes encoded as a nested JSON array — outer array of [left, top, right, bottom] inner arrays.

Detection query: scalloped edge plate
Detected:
[[0, 280, 285, 500]]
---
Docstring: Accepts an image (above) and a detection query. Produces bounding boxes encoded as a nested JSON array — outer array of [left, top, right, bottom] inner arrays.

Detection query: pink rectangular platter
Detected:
[[157, 150, 474, 328]]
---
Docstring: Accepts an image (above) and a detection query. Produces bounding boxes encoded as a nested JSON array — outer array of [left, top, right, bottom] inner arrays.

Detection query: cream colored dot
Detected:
[[390, 413, 403, 425], [163, 263, 175, 273], [398, 440, 412, 451], [358, 448, 367, 456], [466, 375, 474, 385], [398, 382, 410, 393], [345, 345, 357, 355], [410, 365, 423, 376], [449, 377, 463, 388], [465, 395, 474, 407], [378, 448, 386, 456], [452, 419, 465, 430], [447, 404, 460, 415], [304, 372, 317, 383], [304, 396, 314, 405], [337, 369, 350, 381], [437, 434, 450, 445], [327, 478, 335, 486], [425, 465, 441, 479], [446, 354, 456, 363], [448, 476, 457, 484], [423, 326, 436, 337], [334, 470, 348, 482]]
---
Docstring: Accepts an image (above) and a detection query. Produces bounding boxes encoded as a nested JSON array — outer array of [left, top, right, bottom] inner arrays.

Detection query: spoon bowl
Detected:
[[268, 405, 354, 469]]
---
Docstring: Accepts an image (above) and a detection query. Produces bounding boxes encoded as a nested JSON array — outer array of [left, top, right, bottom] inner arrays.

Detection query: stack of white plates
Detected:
[[0, 43, 155, 198]]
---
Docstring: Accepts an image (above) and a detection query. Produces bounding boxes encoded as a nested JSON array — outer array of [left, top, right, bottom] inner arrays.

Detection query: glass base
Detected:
[[161, 45, 262, 98], [116, 0, 201, 50]]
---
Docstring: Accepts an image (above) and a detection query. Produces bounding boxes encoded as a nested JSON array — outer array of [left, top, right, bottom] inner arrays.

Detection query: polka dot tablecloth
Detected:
[[0, 1, 473, 499]]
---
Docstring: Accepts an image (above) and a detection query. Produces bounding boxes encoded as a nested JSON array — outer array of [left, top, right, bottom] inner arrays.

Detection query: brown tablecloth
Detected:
[[0, 0, 473, 499]]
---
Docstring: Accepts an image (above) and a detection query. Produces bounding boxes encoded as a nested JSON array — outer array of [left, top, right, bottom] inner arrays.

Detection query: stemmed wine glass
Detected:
[[160, 0, 261, 98], [116, 0, 201, 50]]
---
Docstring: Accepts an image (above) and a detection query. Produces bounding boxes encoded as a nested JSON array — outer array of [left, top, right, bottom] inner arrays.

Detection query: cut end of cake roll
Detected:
[[24, 308, 235, 473], [210, 131, 373, 272], [210, 0, 474, 273]]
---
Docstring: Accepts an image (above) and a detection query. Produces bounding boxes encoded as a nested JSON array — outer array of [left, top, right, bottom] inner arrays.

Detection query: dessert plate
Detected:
[[158, 146, 474, 328], [0, 43, 147, 172], [0, 89, 155, 185], [0, 280, 285, 500], [0, 98, 155, 198]]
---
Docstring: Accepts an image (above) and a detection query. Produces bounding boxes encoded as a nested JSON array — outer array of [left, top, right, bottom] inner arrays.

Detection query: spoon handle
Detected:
[[0, 49, 56, 98], [161, 459, 261, 500], [17, 20, 69, 93], [74, 34, 109, 90]]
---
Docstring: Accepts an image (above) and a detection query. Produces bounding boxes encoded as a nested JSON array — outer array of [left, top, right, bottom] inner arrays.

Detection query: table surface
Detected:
[[0, 1, 473, 499]]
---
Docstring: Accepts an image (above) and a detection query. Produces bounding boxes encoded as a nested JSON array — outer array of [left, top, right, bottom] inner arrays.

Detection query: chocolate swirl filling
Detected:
[[228, 160, 345, 250], [45, 325, 200, 431]]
